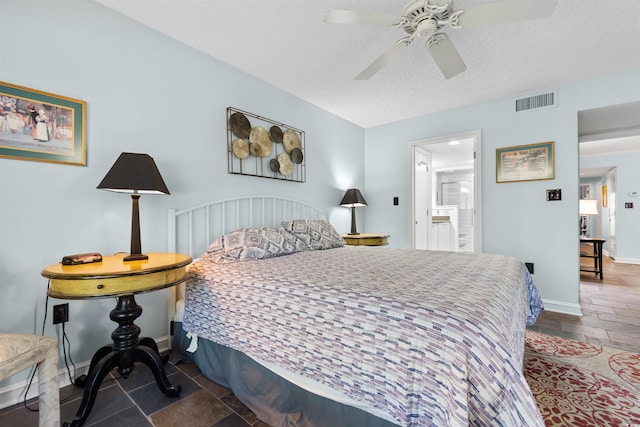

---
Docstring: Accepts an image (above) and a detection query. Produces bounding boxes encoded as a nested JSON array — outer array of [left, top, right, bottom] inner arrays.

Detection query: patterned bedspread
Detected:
[[183, 246, 544, 426]]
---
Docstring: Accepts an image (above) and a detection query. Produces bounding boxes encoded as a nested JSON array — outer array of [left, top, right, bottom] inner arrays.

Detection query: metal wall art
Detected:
[[227, 107, 305, 183]]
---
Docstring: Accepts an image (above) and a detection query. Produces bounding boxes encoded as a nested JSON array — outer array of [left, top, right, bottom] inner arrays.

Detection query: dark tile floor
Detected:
[[2, 254, 638, 426], [0, 358, 271, 427]]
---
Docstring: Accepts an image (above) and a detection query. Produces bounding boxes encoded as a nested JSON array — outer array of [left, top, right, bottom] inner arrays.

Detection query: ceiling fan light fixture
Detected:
[[416, 18, 438, 38], [401, 0, 452, 35]]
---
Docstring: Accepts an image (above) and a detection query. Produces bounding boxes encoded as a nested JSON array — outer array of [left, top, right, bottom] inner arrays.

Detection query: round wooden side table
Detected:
[[42, 252, 192, 427]]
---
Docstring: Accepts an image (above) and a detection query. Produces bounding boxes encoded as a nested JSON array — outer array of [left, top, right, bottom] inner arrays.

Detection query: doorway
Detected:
[[607, 168, 617, 258], [410, 130, 482, 253]]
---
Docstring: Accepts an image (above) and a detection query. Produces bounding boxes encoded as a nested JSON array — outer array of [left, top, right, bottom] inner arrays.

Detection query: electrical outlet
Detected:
[[546, 189, 562, 201], [53, 303, 69, 324], [393, 196, 399, 206]]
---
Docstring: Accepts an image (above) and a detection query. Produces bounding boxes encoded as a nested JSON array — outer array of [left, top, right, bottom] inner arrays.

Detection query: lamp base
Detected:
[[123, 253, 149, 262], [579, 215, 588, 238], [347, 232, 361, 235]]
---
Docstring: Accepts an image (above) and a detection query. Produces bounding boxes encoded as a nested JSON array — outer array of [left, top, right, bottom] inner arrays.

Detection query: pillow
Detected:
[[281, 219, 344, 250], [202, 227, 307, 262]]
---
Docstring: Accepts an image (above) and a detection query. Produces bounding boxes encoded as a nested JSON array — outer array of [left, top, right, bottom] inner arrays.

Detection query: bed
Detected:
[[167, 195, 544, 427]]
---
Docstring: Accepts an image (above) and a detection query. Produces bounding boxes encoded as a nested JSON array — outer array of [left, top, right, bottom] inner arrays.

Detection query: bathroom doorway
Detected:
[[410, 130, 482, 252]]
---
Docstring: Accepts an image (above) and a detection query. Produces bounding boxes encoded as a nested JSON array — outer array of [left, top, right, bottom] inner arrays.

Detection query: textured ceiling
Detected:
[[95, 0, 640, 128]]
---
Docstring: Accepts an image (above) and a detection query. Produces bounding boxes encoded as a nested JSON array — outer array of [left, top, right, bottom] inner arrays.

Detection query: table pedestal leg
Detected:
[[63, 295, 181, 427]]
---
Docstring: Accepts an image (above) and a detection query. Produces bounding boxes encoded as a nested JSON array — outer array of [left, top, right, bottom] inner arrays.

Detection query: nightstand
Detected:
[[42, 252, 192, 427], [342, 233, 389, 246]]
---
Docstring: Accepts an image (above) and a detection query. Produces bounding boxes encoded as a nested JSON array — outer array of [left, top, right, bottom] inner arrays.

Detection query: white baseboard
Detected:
[[541, 299, 583, 316], [613, 257, 640, 265], [602, 249, 640, 264], [0, 335, 170, 411]]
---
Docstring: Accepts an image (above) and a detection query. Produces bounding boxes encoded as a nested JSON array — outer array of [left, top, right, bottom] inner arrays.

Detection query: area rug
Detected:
[[524, 330, 640, 426]]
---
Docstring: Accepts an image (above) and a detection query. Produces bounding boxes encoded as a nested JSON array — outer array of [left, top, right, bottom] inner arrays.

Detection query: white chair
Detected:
[[0, 333, 60, 427]]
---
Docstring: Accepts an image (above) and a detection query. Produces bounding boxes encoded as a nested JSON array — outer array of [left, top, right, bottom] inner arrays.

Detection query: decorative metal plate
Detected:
[[227, 107, 305, 183]]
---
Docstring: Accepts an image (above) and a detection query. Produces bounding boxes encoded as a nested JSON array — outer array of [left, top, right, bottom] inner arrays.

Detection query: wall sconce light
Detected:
[[340, 188, 367, 235], [97, 153, 170, 261]]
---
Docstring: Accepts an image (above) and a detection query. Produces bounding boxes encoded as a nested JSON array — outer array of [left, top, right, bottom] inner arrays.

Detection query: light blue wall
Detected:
[[364, 68, 640, 313], [0, 0, 364, 385], [581, 148, 640, 260], [2, 0, 640, 391]]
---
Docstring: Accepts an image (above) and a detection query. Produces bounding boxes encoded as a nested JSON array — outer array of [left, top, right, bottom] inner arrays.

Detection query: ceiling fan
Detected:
[[325, 0, 558, 80]]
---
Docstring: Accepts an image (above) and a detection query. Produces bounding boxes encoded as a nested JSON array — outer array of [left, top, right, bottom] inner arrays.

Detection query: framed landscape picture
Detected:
[[496, 141, 554, 183], [0, 81, 86, 166]]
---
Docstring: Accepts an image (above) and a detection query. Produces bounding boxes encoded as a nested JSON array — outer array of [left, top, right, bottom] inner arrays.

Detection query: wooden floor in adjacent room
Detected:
[[529, 255, 640, 354]]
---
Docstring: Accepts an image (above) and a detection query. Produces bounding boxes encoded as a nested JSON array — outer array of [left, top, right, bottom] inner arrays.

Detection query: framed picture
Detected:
[[602, 185, 608, 207], [496, 141, 554, 183], [0, 81, 86, 166]]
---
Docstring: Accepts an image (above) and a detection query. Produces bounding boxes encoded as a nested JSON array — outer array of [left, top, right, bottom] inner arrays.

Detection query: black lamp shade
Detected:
[[97, 153, 170, 195], [98, 153, 169, 261], [339, 188, 367, 207]]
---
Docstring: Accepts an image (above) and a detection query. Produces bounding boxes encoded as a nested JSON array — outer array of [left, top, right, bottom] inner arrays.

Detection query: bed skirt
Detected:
[[172, 322, 399, 427]]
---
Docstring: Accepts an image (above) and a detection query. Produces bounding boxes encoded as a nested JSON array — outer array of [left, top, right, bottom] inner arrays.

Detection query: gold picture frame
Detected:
[[0, 81, 86, 166], [496, 141, 554, 183]]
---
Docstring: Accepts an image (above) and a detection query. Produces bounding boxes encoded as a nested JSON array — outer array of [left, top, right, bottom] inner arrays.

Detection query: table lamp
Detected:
[[579, 199, 598, 238], [97, 152, 170, 261], [340, 188, 367, 235]]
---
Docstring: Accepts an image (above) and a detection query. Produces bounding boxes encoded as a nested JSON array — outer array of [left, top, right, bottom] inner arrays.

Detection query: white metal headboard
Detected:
[[167, 195, 327, 330], [168, 195, 327, 257]]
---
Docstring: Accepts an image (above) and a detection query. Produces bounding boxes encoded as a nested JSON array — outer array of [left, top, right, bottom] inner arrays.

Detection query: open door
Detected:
[[413, 148, 432, 249]]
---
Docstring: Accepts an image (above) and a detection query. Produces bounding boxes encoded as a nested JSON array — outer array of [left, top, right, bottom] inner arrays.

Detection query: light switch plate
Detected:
[[546, 189, 562, 201]]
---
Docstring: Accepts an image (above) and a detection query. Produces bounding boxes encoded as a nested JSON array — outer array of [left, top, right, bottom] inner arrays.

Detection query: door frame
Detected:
[[413, 147, 432, 250], [409, 129, 483, 252], [607, 168, 617, 258]]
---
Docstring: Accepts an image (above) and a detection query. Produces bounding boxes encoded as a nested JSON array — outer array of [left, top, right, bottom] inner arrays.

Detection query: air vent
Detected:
[[515, 91, 556, 112]]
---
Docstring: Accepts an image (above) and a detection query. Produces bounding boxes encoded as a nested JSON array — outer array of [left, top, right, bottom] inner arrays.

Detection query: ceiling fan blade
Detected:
[[356, 41, 409, 80], [427, 35, 467, 79], [457, 0, 557, 27], [325, 9, 402, 27]]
